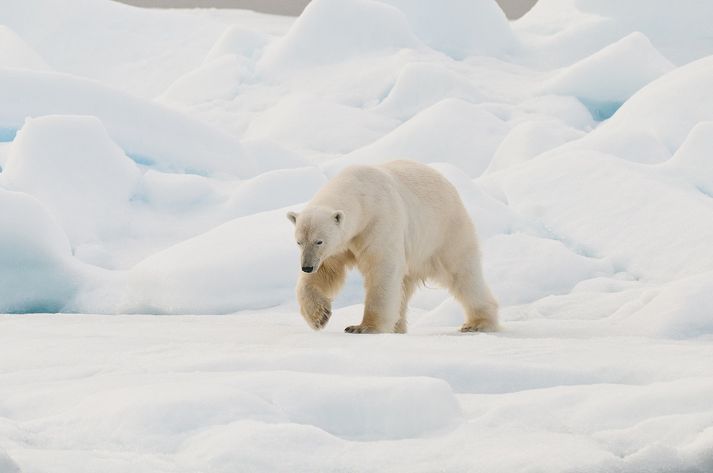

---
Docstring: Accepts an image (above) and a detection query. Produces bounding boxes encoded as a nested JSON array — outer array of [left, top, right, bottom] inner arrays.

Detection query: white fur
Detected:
[[288, 160, 498, 334]]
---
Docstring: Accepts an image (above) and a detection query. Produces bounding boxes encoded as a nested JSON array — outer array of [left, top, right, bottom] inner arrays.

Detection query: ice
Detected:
[[0, 69, 254, 176], [1, 115, 140, 248], [0, 188, 81, 313], [543, 32, 674, 114], [2, 0, 713, 471], [574, 55, 713, 163]]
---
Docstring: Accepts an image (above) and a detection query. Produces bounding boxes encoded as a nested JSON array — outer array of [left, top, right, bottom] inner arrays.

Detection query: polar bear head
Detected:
[[287, 206, 345, 273]]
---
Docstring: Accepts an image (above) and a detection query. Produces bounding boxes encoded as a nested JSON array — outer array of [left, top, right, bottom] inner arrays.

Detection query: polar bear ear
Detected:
[[287, 211, 298, 225], [333, 211, 344, 225]]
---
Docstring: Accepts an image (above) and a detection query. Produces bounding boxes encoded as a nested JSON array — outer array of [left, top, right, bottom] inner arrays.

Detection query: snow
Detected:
[[1, 115, 140, 248], [374, 0, 516, 59], [245, 94, 399, 156], [0, 25, 50, 71], [515, 0, 713, 67], [258, 0, 419, 72], [0, 69, 254, 176], [2, 0, 713, 471], [326, 98, 510, 176], [0, 188, 82, 313], [374, 62, 486, 120], [664, 121, 713, 196], [543, 32, 674, 109], [1, 314, 713, 472], [574, 55, 713, 163], [487, 119, 584, 172]]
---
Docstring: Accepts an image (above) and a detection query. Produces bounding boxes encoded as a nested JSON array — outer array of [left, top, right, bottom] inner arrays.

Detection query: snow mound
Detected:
[[487, 119, 584, 172], [272, 374, 461, 440], [500, 150, 713, 281], [0, 448, 20, 473], [140, 171, 220, 211], [258, 0, 419, 72], [246, 95, 399, 155], [543, 32, 674, 109], [619, 272, 713, 339], [571, 0, 713, 64], [428, 163, 520, 238], [159, 55, 248, 107], [179, 421, 342, 473], [376, 0, 515, 59], [662, 121, 713, 196], [40, 383, 279, 452], [0, 25, 50, 71], [516, 95, 595, 131], [0, 69, 254, 176], [0, 188, 79, 313], [517, 0, 713, 66], [0, 0, 273, 98], [375, 62, 486, 120], [124, 209, 296, 314], [485, 233, 613, 305], [242, 139, 311, 173], [327, 99, 508, 177], [1, 115, 140, 248], [225, 167, 327, 218], [577, 55, 713, 163], [205, 25, 269, 62]]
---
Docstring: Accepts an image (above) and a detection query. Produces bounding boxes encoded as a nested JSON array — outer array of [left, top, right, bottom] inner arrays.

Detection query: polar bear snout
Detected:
[[301, 249, 321, 273]]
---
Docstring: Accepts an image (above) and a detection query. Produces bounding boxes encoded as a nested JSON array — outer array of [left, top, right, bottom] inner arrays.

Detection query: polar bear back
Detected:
[[313, 160, 477, 273]]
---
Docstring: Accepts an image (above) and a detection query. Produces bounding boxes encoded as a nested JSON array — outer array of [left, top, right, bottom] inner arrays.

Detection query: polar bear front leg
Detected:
[[346, 260, 404, 334], [297, 279, 332, 330], [297, 261, 347, 330]]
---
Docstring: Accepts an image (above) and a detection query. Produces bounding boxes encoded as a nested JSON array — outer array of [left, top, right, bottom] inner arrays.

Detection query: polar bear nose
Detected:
[[302, 266, 314, 273]]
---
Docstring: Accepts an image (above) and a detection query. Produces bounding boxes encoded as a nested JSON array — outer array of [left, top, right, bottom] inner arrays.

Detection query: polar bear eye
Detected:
[[315, 240, 323, 245], [297, 241, 303, 246]]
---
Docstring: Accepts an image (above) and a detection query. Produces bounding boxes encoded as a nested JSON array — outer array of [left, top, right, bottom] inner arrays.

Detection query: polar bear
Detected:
[[287, 160, 498, 334]]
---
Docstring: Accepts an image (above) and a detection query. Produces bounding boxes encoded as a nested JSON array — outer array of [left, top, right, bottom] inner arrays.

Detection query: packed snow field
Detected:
[[1, 0, 713, 471]]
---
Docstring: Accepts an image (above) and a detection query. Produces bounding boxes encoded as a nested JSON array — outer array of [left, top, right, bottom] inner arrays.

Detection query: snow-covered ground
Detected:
[[1, 0, 713, 471]]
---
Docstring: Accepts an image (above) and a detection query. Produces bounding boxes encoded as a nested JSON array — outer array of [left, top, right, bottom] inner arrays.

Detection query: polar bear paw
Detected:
[[344, 324, 379, 334], [300, 298, 332, 330], [460, 319, 498, 333]]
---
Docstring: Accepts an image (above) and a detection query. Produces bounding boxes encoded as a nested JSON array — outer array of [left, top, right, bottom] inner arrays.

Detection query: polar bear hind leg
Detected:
[[446, 257, 499, 332]]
